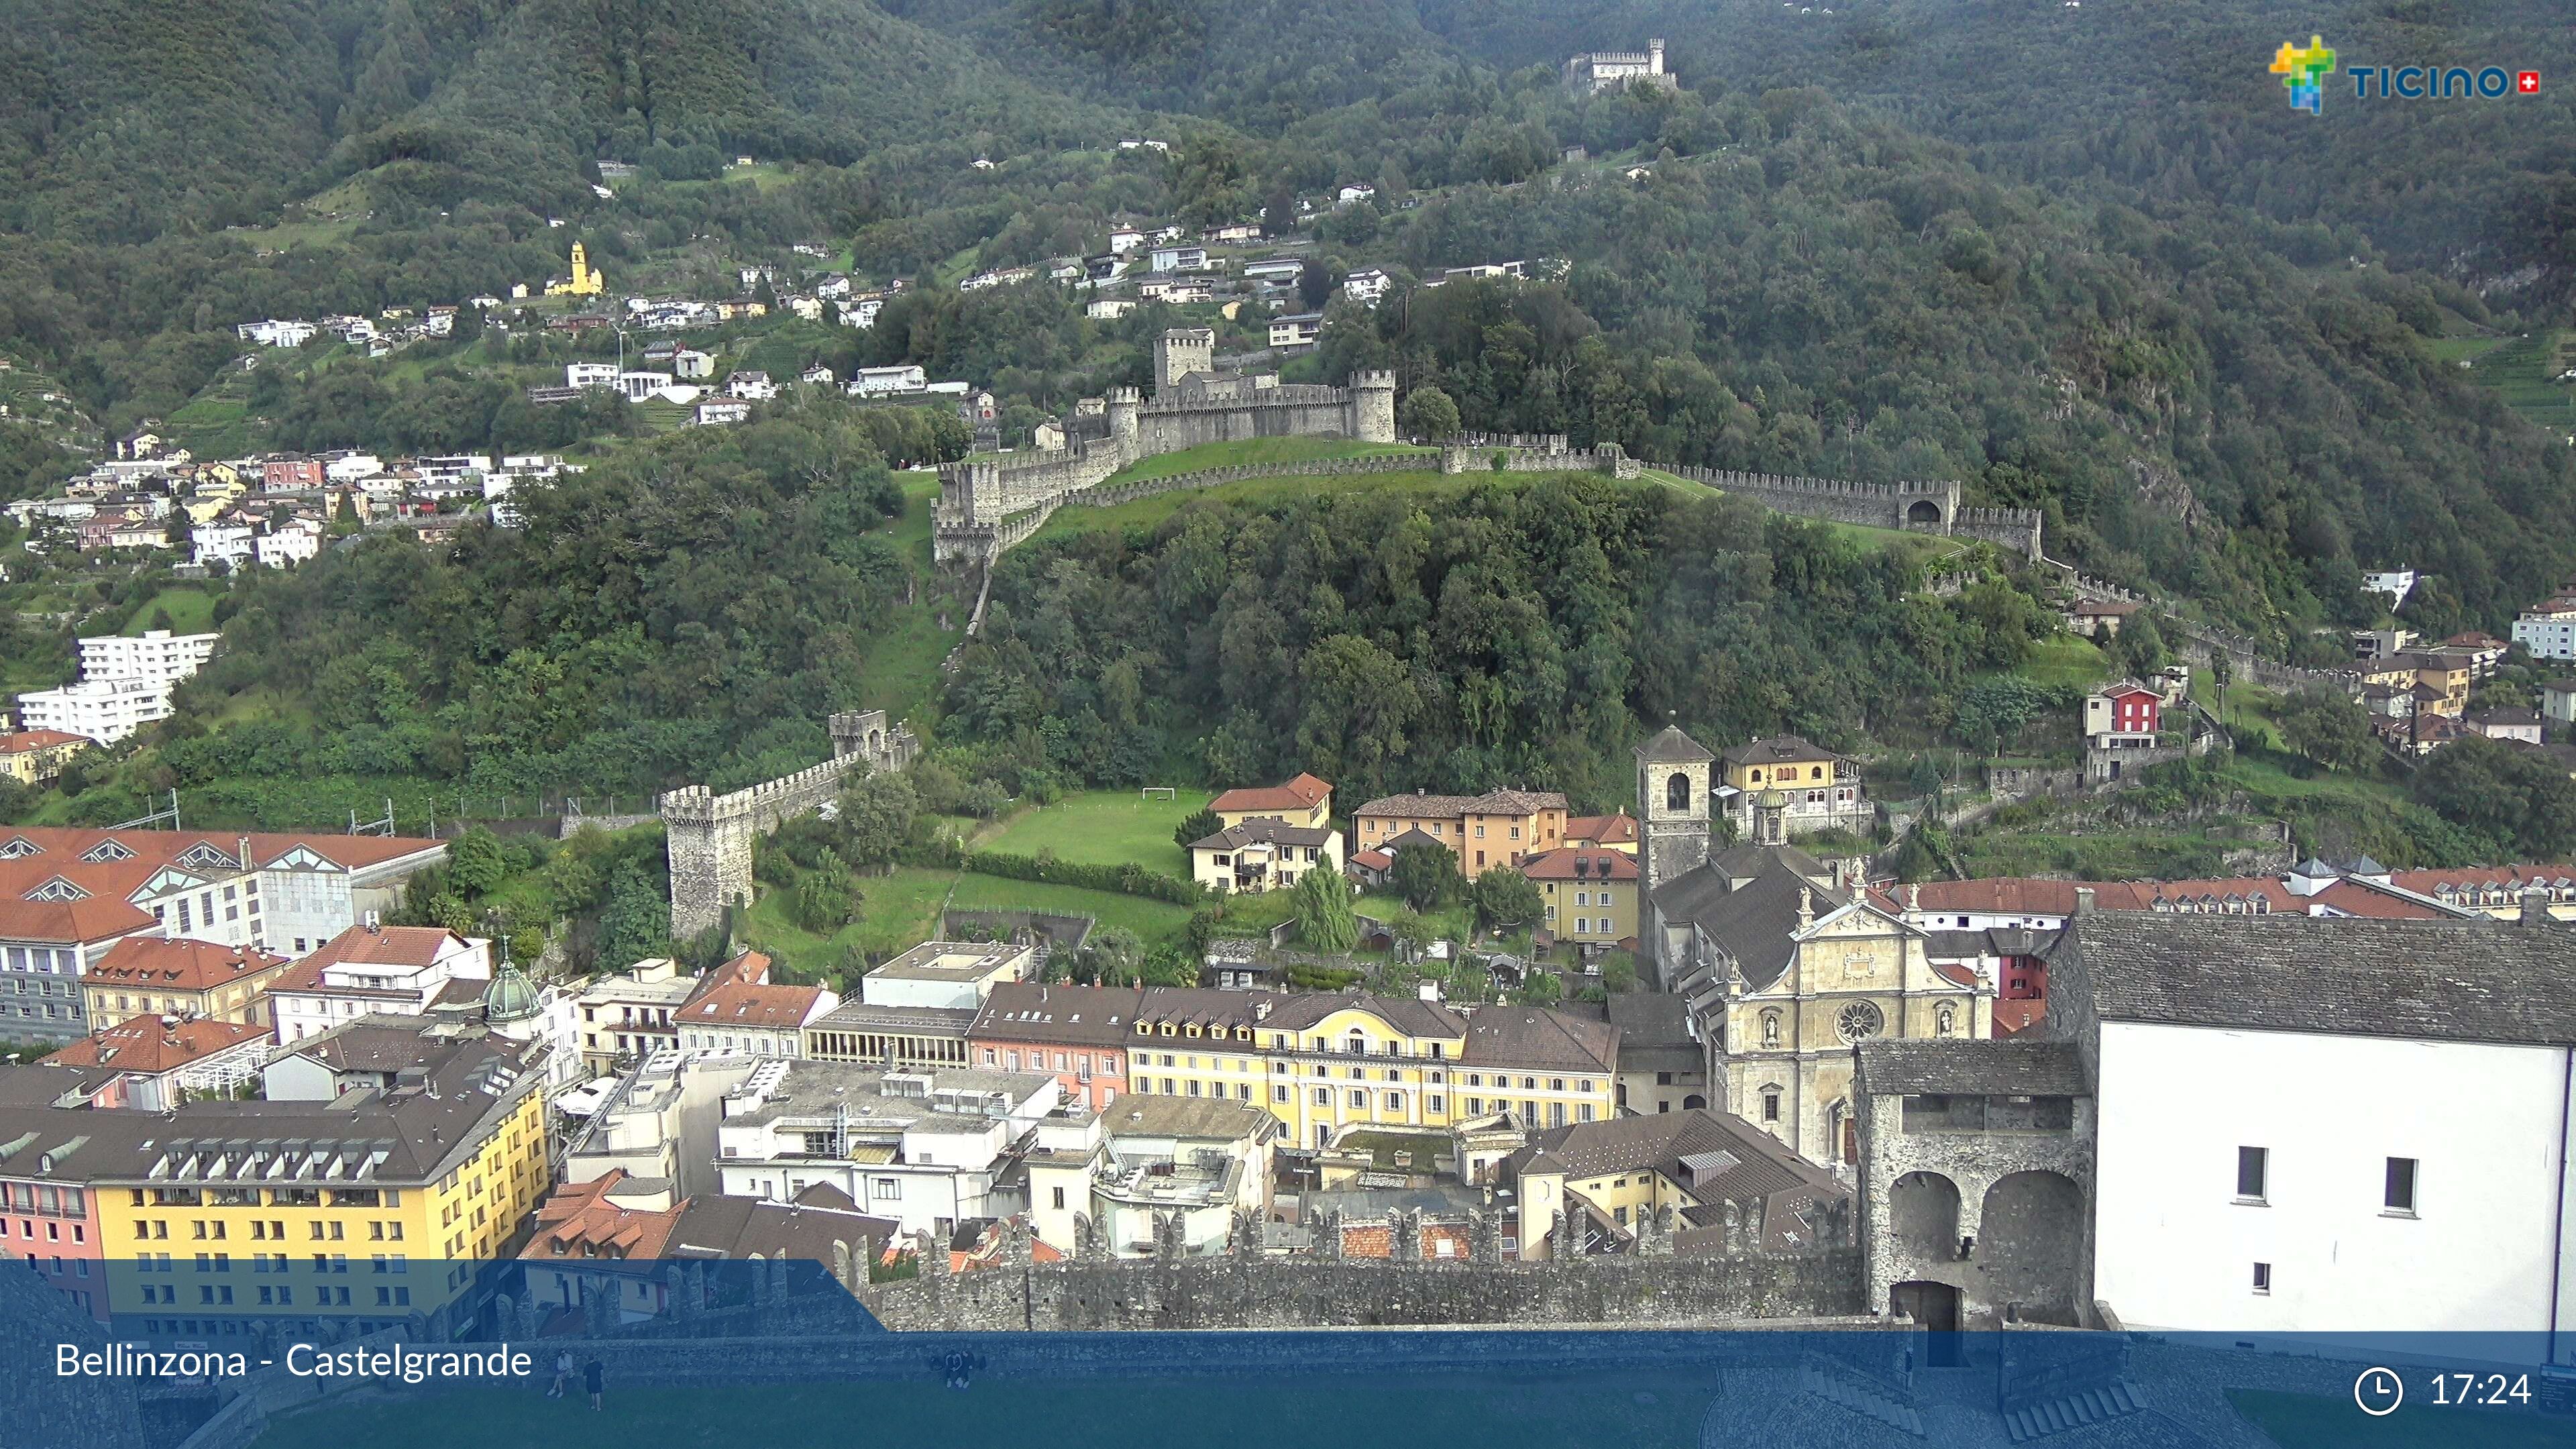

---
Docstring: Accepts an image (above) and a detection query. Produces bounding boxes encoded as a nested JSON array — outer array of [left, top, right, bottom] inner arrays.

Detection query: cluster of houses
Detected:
[[8, 439, 578, 561]]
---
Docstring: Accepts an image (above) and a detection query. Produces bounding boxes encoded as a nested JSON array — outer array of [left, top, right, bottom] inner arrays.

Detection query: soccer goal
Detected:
[[1140, 786, 1179, 802]]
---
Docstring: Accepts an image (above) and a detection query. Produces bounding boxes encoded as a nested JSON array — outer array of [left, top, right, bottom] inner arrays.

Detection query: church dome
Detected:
[[482, 961, 543, 1024]]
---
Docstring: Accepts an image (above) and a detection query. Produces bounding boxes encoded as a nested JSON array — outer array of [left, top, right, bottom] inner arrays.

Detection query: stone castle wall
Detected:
[[863, 1250, 1862, 1332], [661, 710, 920, 941]]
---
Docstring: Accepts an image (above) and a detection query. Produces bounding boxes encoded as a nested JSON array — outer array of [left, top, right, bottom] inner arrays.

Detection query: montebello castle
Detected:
[[934, 329, 1395, 564]]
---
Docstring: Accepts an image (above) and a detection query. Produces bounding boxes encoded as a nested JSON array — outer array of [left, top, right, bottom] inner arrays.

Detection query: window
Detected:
[[2236, 1146, 2268, 1203], [1273, 1084, 1289, 1103], [2251, 1262, 2271, 1294], [1665, 773, 1691, 810], [1313, 1087, 1330, 1105], [1762, 1091, 1780, 1123], [1384, 1092, 1402, 1110], [871, 1178, 901, 1201], [1348, 1089, 1366, 1107], [1052, 1186, 1067, 1210], [2385, 1157, 2418, 1215], [1429, 1095, 1444, 1114]]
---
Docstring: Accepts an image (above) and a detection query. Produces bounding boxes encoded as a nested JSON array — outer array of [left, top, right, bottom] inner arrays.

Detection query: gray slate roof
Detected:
[[1854, 1038, 2087, 1097], [1652, 847, 1851, 989], [1635, 724, 1717, 765], [2072, 913, 2576, 1045]]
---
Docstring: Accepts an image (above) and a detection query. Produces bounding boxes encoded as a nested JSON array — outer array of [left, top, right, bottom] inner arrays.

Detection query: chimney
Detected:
[[364, 910, 381, 933], [237, 835, 254, 871], [2523, 885, 2553, 928], [2074, 888, 2096, 918]]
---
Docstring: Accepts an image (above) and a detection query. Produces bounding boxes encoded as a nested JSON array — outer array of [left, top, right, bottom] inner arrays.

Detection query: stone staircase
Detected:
[[2001, 1379, 2151, 1442]]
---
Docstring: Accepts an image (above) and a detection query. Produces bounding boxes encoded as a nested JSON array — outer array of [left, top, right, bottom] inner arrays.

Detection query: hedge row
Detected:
[[961, 849, 1209, 906]]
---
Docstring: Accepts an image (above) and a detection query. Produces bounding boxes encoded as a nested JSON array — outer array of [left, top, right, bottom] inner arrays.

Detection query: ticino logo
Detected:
[[2271, 34, 2539, 114]]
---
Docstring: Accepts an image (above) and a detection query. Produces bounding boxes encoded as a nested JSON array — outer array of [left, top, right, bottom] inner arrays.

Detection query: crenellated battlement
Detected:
[[658, 711, 922, 941]]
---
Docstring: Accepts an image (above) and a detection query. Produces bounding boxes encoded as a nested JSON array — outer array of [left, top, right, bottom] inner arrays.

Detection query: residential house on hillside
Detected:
[[1521, 846, 1638, 947], [1350, 788, 1570, 878], [2061, 598, 2139, 638], [1715, 736, 1870, 842], [1188, 818, 1342, 894], [1562, 813, 1638, 853], [1210, 773, 1332, 829], [0, 729, 89, 786]]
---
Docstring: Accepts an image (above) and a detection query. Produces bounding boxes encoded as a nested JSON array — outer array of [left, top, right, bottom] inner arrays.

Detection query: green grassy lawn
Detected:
[[2432, 327, 2576, 435], [1101, 437, 1430, 486], [252, 1371, 1713, 1449], [2226, 1389, 2576, 1449], [980, 789, 1212, 873], [947, 871, 1197, 943], [121, 586, 217, 635], [2021, 634, 2111, 690], [1034, 469, 1483, 543], [737, 865, 960, 979], [162, 373, 266, 458]]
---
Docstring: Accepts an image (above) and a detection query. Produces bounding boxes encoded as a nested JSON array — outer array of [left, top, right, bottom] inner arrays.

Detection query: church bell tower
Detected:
[[1635, 720, 1715, 892]]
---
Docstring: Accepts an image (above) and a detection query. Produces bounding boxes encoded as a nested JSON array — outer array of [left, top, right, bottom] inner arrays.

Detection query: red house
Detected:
[[2084, 682, 2162, 743]]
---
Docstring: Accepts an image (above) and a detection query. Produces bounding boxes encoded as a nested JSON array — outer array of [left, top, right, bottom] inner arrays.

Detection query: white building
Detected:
[[1148, 246, 1208, 274], [1346, 269, 1393, 306], [191, 523, 257, 571], [266, 922, 494, 1042], [1565, 39, 1675, 94], [1085, 299, 1134, 321], [2361, 568, 2417, 608], [255, 519, 323, 568], [1267, 312, 1323, 350], [567, 362, 620, 389], [859, 940, 1033, 1012], [615, 370, 676, 401], [323, 452, 383, 484], [2066, 911, 2576, 1348], [673, 349, 716, 379], [78, 629, 218, 686], [724, 371, 780, 401], [1108, 228, 1146, 255], [692, 400, 750, 427], [17, 678, 168, 745], [2514, 598, 2576, 661], [236, 319, 317, 347], [714, 1059, 1062, 1236], [847, 364, 927, 398]]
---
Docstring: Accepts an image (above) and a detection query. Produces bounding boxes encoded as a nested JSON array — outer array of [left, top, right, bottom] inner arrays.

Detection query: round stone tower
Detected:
[[1106, 386, 1142, 447], [1350, 370, 1397, 444]]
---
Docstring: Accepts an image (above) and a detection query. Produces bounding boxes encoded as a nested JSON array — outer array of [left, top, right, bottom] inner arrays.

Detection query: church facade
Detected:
[[1633, 724, 1991, 1165]]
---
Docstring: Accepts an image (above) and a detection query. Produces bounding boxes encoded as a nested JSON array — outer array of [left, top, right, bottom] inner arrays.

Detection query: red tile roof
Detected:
[[521, 1171, 683, 1261], [297, 923, 474, 971], [0, 894, 158, 944], [1210, 773, 1332, 815], [1564, 813, 1638, 845], [85, 936, 288, 991], [684, 973, 824, 1031], [0, 729, 91, 755], [42, 1014, 268, 1074]]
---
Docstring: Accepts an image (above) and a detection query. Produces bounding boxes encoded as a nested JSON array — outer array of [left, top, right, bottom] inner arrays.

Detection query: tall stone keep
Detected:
[[1155, 328, 1216, 391], [661, 710, 919, 943], [1636, 722, 1715, 892]]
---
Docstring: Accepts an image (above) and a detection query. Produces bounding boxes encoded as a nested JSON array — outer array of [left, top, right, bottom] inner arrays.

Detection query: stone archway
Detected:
[[1890, 1280, 1964, 1362], [1889, 1171, 1962, 1260], [1978, 1170, 2086, 1325], [1906, 498, 1945, 529]]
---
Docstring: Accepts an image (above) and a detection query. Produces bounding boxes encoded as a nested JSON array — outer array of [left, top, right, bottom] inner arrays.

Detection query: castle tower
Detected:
[[1154, 328, 1216, 394], [1649, 38, 1666, 75], [1106, 386, 1142, 447], [1635, 722, 1715, 892], [1350, 371, 1397, 444]]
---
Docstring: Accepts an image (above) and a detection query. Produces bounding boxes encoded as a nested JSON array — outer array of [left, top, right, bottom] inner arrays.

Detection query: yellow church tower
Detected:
[[547, 241, 603, 297]]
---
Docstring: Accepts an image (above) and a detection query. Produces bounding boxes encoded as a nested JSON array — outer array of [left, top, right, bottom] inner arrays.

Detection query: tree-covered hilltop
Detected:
[[1415, 0, 2576, 305], [945, 473, 2052, 810], [1300, 93, 2576, 645], [125, 405, 931, 815]]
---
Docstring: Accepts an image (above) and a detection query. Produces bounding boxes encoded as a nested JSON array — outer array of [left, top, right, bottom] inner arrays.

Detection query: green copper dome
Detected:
[[482, 961, 543, 1024]]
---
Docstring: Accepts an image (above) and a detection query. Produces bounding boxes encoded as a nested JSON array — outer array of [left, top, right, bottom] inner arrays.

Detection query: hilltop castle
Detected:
[[1565, 40, 1678, 95], [934, 329, 1395, 564]]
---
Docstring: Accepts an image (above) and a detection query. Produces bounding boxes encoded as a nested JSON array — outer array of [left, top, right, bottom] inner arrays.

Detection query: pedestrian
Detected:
[[547, 1350, 572, 1399], [585, 1357, 604, 1412]]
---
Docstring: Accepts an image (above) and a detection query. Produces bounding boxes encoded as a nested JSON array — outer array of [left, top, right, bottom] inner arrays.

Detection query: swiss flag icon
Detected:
[[2519, 70, 2542, 93]]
